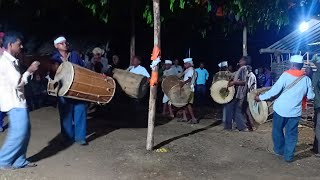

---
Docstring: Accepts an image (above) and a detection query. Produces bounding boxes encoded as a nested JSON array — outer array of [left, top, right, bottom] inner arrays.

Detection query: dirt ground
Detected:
[[0, 106, 319, 180]]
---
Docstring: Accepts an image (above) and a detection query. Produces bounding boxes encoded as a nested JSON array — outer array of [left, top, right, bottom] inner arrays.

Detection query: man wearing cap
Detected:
[[195, 62, 209, 108], [0, 32, 39, 169], [161, 60, 176, 118], [51, 36, 88, 145], [213, 61, 233, 124], [255, 55, 314, 162], [91, 47, 109, 73], [179, 58, 197, 124], [226, 56, 250, 131]]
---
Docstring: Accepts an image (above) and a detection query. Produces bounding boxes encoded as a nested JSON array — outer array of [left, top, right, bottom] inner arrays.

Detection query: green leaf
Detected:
[[179, 0, 185, 9]]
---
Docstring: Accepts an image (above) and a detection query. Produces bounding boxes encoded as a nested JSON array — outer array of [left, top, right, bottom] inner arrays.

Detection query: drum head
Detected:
[[210, 80, 235, 104], [54, 62, 74, 96], [247, 90, 269, 124]]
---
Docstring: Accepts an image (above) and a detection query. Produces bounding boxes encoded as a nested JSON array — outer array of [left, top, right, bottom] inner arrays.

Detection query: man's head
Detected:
[[132, 56, 142, 67], [174, 59, 179, 66], [92, 47, 104, 60], [247, 65, 253, 73], [0, 32, 5, 47], [239, 56, 251, 66], [112, 55, 119, 65], [183, 58, 193, 69], [289, 55, 304, 70], [54, 36, 68, 52], [258, 67, 264, 74], [199, 62, 205, 69], [3, 31, 24, 57], [228, 65, 233, 72], [165, 60, 172, 70]]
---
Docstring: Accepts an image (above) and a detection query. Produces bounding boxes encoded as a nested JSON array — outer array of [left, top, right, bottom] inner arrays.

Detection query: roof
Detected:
[[260, 18, 320, 54]]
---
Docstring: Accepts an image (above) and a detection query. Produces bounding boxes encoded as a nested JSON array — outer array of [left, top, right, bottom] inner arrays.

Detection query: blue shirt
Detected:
[[259, 72, 314, 117], [195, 68, 209, 85], [51, 50, 84, 67]]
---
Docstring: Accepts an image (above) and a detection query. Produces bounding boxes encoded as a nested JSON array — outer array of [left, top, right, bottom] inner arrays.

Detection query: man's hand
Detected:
[[254, 95, 260, 102], [228, 81, 234, 87], [27, 61, 40, 73]]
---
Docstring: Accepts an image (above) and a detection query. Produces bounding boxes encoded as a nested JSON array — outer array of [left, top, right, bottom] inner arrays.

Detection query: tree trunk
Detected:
[[242, 26, 247, 56], [130, 0, 136, 65], [146, 0, 160, 151]]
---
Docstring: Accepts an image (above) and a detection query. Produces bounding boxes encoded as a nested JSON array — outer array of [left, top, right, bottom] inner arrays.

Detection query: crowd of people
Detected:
[[0, 30, 319, 170]]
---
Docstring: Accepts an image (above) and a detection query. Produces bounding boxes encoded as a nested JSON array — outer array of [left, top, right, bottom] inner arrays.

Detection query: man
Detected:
[[0, 32, 39, 169], [264, 67, 272, 87], [128, 56, 150, 78], [0, 32, 5, 131], [255, 55, 314, 162], [51, 36, 88, 145], [257, 67, 265, 88], [172, 59, 183, 74], [245, 65, 257, 131], [195, 62, 209, 108], [225, 56, 250, 131], [180, 58, 197, 124], [312, 61, 320, 156], [213, 61, 232, 123], [91, 47, 109, 73], [161, 60, 177, 118]]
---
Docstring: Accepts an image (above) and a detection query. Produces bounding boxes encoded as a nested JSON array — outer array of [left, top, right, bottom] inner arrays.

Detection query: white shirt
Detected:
[[163, 67, 177, 77], [183, 67, 197, 92], [128, 65, 150, 78], [247, 72, 257, 92], [172, 65, 183, 74], [0, 51, 31, 111]]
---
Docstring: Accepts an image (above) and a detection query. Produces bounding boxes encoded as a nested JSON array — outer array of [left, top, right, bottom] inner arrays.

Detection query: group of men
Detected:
[[216, 55, 316, 162]]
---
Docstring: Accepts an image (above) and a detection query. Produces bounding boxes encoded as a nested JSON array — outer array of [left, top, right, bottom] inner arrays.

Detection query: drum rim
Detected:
[[247, 89, 270, 124], [210, 80, 235, 104], [57, 62, 74, 96]]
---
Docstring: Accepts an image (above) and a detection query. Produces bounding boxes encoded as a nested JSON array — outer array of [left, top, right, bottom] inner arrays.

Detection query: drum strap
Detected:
[[280, 75, 306, 96]]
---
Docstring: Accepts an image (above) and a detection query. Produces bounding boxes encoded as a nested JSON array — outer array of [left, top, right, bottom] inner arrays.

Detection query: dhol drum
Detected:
[[210, 80, 235, 104], [112, 68, 149, 99], [47, 62, 116, 104], [162, 75, 192, 108], [247, 87, 274, 124]]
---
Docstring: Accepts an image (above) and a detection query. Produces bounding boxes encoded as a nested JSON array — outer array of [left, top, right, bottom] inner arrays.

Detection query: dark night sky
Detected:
[[0, 0, 312, 74]]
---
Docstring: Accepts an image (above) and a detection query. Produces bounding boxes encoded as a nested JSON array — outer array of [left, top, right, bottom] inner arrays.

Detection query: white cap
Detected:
[[92, 47, 105, 55], [183, 58, 193, 63], [218, 61, 228, 68], [165, 60, 172, 64], [54, 36, 66, 45], [290, 55, 303, 63]]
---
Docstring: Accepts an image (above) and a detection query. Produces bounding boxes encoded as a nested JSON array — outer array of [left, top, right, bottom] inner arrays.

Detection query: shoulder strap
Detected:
[[281, 75, 305, 95]]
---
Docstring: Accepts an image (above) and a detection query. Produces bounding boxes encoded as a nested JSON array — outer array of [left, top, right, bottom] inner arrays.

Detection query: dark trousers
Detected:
[[195, 84, 206, 107], [225, 98, 247, 130], [314, 108, 320, 153]]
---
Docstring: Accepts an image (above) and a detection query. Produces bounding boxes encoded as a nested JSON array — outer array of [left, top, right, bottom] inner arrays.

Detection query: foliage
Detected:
[[78, 0, 110, 23]]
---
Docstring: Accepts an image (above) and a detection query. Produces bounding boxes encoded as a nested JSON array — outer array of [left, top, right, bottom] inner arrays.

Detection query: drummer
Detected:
[[213, 61, 231, 124], [51, 36, 88, 146], [161, 60, 176, 118], [180, 58, 197, 124], [127, 56, 150, 78], [226, 56, 250, 131], [255, 55, 314, 162]]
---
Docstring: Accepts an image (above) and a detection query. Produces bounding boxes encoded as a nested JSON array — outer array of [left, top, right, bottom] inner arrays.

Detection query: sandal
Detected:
[[23, 163, 37, 168], [188, 119, 198, 124], [177, 119, 188, 122]]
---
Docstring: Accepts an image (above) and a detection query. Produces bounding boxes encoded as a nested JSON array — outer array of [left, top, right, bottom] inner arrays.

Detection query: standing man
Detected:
[[312, 61, 320, 156], [180, 58, 197, 124], [0, 32, 39, 169], [172, 59, 183, 74], [255, 55, 314, 162], [264, 67, 272, 87], [213, 61, 232, 124], [161, 60, 177, 118], [246, 65, 257, 131], [51, 36, 88, 145], [91, 47, 109, 73], [195, 62, 209, 108], [128, 56, 150, 78], [0, 32, 5, 132], [225, 56, 250, 131]]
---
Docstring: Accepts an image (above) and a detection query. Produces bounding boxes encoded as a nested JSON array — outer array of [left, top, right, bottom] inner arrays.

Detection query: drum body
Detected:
[[162, 75, 192, 108], [210, 80, 235, 104], [48, 62, 116, 104], [112, 68, 149, 99], [247, 87, 274, 124]]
